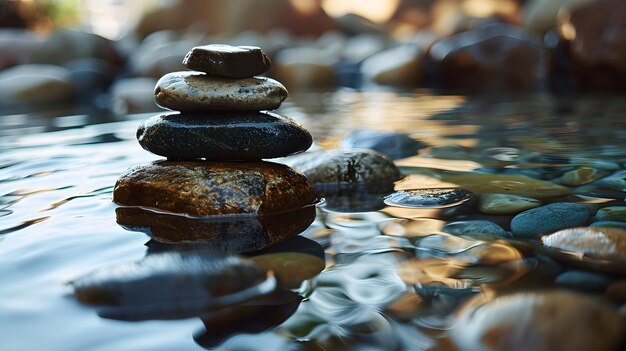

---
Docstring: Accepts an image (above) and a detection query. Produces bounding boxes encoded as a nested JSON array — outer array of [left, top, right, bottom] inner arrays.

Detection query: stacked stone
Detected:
[[113, 45, 317, 248]]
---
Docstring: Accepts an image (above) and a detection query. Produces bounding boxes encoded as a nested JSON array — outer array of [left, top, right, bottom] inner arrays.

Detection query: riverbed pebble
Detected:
[[511, 202, 590, 238], [478, 193, 541, 215]]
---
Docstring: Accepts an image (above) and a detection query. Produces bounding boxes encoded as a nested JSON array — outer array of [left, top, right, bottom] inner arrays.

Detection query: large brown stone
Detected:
[[154, 71, 288, 112], [113, 161, 317, 217]]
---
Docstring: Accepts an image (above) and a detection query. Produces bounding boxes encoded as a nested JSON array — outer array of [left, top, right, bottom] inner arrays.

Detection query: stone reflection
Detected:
[[116, 205, 316, 254]]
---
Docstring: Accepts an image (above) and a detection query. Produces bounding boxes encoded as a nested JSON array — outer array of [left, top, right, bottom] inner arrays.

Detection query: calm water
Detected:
[[1, 91, 626, 351]]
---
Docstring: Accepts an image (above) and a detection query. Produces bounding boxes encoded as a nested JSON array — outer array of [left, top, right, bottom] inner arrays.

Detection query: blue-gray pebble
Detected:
[[443, 220, 509, 237], [510, 202, 590, 238], [555, 270, 613, 293]]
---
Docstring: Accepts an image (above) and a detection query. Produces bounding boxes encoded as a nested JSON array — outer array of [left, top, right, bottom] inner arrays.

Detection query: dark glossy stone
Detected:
[[511, 202, 590, 238], [443, 220, 509, 237], [116, 205, 316, 254], [340, 129, 426, 160], [183, 44, 271, 78], [555, 270, 613, 293], [427, 23, 542, 92], [384, 188, 475, 208], [137, 111, 312, 160], [154, 71, 288, 112], [282, 149, 402, 196], [69, 252, 276, 320], [113, 160, 317, 217]]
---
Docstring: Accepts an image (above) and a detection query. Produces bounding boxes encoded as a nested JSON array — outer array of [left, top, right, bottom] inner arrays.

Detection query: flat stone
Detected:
[[282, 149, 401, 196], [478, 193, 542, 215], [69, 252, 275, 320], [542, 227, 626, 274], [594, 169, 626, 191], [594, 206, 626, 222], [451, 291, 624, 351], [511, 202, 590, 238], [384, 188, 475, 208], [137, 111, 312, 160], [154, 71, 288, 112], [0, 64, 74, 106], [590, 221, 626, 230], [340, 129, 426, 160], [113, 160, 317, 217], [440, 173, 570, 199], [183, 44, 271, 78], [557, 166, 605, 186]]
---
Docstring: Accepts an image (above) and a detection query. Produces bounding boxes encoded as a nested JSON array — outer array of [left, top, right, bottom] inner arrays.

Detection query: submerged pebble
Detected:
[[511, 202, 590, 238], [69, 252, 276, 320], [555, 270, 614, 293], [113, 160, 317, 217], [443, 220, 509, 237], [557, 166, 605, 186], [154, 71, 287, 112], [440, 173, 570, 199], [594, 206, 626, 222], [451, 291, 624, 351], [478, 193, 541, 215], [542, 227, 626, 273], [137, 111, 312, 160]]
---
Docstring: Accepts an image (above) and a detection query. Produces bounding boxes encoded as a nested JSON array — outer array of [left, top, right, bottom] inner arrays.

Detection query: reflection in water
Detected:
[[2, 92, 626, 350], [116, 205, 317, 253]]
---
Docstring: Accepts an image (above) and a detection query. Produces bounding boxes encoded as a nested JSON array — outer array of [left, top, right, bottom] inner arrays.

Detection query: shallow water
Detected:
[[1, 91, 626, 351]]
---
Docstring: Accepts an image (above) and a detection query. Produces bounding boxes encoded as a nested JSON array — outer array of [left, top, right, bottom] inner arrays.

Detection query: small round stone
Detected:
[[557, 167, 605, 186], [440, 173, 570, 199], [137, 111, 312, 160], [511, 202, 590, 238], [478, 193, 541, 215], [555, 270, 613, 293], [183, 44, 271, 78], [113, 160, 317, 217], [542, 227, 626, 273], [590, 221, 626, 230], [384, 188, 475, 208], [340, 129, 426, 160], [154, 71, 288, 112]]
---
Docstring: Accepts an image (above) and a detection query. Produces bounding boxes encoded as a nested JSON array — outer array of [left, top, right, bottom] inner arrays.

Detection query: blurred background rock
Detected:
[[0, 0, 624, 114]]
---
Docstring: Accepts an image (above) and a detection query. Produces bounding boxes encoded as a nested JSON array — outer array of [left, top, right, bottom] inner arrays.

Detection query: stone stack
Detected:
[[113, 44, 317, 252]]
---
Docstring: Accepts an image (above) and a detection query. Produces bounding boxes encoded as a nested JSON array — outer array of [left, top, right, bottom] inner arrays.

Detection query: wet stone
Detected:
[[340, 129, 426, 160], [384, 188, 475, 208], [478, 193, 542, 215], [606, 280, 626, 303], [555, 270, 614, 293], [542, 227, 626, 274], [443, 220, 509, 237], [439, 173, 570, 199], [556, 166, 605, 186], [69, 252, 276, 320], [154, 71, 288, 112], [113, 160, 317, 217], [137, 111, 312, 160], [511, 202, 590, 238], [282, 149, 401, 196], [594, 169, 626, 192], [0, 64, 74, 106], [451, 291, 624, 351], [593, 206, 626, 223], [183, 44, 271, 78], [590, 221, 626, 230]]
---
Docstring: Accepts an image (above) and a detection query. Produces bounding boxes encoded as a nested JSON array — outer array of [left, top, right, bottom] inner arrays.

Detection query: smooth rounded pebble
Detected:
[[440, 173, 570, 199], [137, 111, 312, 160], [183, 44, 271, 78], [511, 202, 590, 238], [478, 193, 541, 215], [113, 160, 317, 217], [555, 270, 614, 293], [340, 129, 426, 160], [594, 206, 626, 222], [451, 290, 624, 351], [154, 71, 287, 112], [542, 227, 626, 273], [282, 149, 402, 196]]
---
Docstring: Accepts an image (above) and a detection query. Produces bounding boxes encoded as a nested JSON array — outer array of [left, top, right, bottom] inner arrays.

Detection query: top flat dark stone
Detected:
[[183, 44, 271, 78]]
